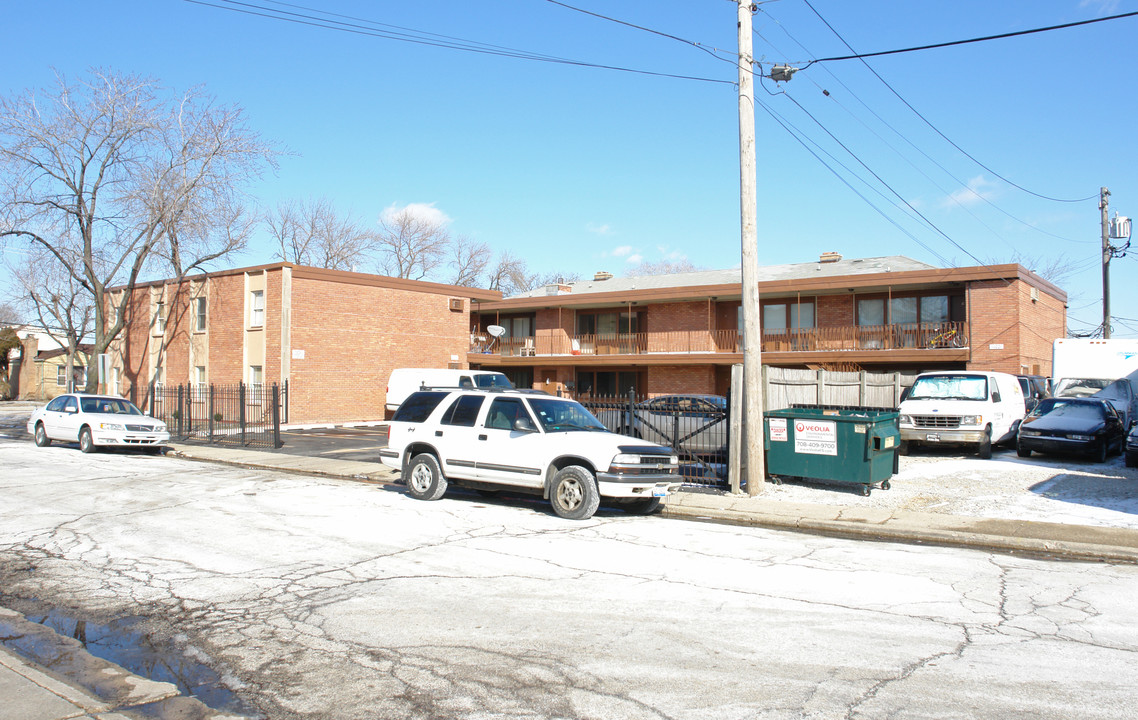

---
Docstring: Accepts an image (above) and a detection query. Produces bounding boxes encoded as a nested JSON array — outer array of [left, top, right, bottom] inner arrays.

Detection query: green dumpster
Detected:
[[763, 407, 900, 496]]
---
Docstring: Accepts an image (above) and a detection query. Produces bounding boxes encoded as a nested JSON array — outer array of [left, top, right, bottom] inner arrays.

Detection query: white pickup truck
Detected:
[[380, 388, 681, 520]]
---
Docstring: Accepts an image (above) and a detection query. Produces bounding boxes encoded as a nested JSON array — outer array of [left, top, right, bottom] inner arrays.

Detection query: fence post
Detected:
[[239, 382, 247, 446], [282, 379, 289, 424], [894, 372, 902, 408], [859, 371, 868, 407], [208, 384, 215, 443], [272, 384, 282, 449], [729, 363, 744, 494], [627, 388, 636, 432], [148, 384, 155, 417], [177, 384, 184, 436], [816, 369, 826, 406]]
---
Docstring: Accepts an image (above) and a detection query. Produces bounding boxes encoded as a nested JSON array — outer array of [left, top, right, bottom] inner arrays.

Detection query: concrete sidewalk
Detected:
[[166, 442, 1138, 564]]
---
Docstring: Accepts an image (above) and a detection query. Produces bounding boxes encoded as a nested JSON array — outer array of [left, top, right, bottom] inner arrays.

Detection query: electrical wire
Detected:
[[799, 0, 1099, 204], [802, 10, 1138, 65], [755, 13, 1094, 245], [182, 0, 735, 85]]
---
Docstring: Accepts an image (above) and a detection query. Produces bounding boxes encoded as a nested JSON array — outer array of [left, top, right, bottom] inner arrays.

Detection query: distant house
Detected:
[[467, 254, 1066, 398], [7, 327, 93, 401], [105, 263, 501, 424]]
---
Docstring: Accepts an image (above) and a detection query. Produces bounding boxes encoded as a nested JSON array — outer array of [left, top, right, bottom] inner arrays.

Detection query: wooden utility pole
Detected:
[[737, 1, 764, 495], [1101, 186, 1111, 338]]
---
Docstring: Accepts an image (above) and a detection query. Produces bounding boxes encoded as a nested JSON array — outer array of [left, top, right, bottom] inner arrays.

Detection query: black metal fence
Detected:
[[138, 381, 287, 449], [578, 391, 729, 489]]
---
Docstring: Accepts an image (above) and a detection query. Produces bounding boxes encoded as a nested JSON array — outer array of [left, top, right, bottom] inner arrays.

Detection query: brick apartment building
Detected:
[[106, 263, 501, 424], [104, 254, 1065, 423], [468, 254, 1067, 398]]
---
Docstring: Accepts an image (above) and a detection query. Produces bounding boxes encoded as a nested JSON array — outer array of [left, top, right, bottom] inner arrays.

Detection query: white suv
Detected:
[[380, 388, 681, 520]]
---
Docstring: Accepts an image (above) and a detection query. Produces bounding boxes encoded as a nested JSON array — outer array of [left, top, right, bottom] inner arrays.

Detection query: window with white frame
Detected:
[[194, 297, 207, 332], [154, 300, 167, 333], [153, 365, 164, 389], [249, 290, 264, 327], [56, 365, 67, 386], [195, 365, 207, 399]]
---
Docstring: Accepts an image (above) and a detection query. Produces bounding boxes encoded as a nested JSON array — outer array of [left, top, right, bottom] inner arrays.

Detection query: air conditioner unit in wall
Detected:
[[449, 298, 464, 312]]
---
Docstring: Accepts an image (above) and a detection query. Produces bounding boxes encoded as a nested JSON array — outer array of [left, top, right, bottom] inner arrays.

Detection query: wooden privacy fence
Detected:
[[761, 367, 918, 412]]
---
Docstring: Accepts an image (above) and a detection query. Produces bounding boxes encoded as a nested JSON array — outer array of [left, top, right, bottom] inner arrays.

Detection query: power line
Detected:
[[754, 15, 1093, 246], [798, 0, 1100, 204], [183, 0, 735, 85], [803, 10, 1138, 65]]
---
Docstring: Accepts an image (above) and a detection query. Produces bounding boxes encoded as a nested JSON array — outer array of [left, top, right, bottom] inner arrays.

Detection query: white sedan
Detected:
[[27, 393, 170, 453]]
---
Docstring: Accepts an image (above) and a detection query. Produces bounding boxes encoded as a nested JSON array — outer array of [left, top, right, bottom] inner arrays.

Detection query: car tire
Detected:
[[34, 423, 51, 447], [1093, 441, 1108, 464], [549, 465, 600, 520], [405, 453, 447, 501], [978, 428, 992, 460], [898, 440, 910, 456], [1126, 452, 1138, 469], [79, 427, 97, 454], [622, 497, 661, 515], [1016, 441, 1031, 458]]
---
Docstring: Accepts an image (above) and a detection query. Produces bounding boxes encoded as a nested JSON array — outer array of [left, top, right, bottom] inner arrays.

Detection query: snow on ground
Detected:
[[760, 446, 1138, 529]]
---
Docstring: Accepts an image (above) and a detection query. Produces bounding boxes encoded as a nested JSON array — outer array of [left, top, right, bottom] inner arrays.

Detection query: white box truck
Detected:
[[1051, 338, 1138, 427], [385, 368, 514, 413]]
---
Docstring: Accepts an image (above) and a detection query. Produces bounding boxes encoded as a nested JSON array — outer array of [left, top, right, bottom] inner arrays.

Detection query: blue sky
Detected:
[[2, 0, 1136, 337]]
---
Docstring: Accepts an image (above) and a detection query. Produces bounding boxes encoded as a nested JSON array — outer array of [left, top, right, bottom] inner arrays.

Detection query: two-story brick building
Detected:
[[467, 254, 1067, 398], [106, 263, 502, 424], [105, 254, 1066, 423]]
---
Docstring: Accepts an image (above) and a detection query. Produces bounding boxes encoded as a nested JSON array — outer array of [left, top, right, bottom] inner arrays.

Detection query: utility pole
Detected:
[[737, 1, 764, 496], [1101, 186, 1112, 338]]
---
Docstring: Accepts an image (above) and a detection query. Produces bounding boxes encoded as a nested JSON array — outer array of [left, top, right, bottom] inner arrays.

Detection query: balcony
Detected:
[[469, 321, 969, 359]]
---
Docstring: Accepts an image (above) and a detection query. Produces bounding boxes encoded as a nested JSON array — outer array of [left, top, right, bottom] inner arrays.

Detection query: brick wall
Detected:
[[648, 301, 712, 333], [287, 275, 472, 424], [817, 294, 854, 327], [966, 279, 1065, 375], [648, 366, 716, 396]]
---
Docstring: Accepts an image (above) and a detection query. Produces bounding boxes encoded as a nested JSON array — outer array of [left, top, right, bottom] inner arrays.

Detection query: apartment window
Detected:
[[249, 365, 263, 393], [858, 294, 963, 326], [154, 301, 167, 333], [56, 365, 67, 387], [761, 301, 815, 333], [153, 366, 164, 389], [195, 366, 207, 399], [576, 311, 641, 336], [194, 297, 207, 332], [249, 290, 265, 327]]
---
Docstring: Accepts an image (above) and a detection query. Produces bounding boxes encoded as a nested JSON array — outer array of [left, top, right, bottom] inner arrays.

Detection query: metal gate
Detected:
[[578, 391, 728, 489]]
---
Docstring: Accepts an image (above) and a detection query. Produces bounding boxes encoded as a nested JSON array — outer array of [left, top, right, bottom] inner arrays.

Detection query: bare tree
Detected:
[[486, 251, 578, 296], [0, 300, 20, 325], [9, 246, 94, 393], [447, 237, 492, 287], [985, 251, 1076, 287], [375, 205, 451, 280], [267, 197, 378, 271], [625, 259, 700, 277], [0, 69, 277, 392]]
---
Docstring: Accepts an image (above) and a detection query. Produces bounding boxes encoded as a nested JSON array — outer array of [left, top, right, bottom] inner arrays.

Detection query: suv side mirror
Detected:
[[513, 416, 538, 433]]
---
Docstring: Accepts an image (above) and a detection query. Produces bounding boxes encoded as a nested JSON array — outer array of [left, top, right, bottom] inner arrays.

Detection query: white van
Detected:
[[898, 371, 1026, 459], [385, 369, 514, 412]]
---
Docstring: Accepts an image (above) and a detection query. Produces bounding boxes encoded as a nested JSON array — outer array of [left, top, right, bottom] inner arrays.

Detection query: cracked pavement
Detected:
[[2, 438, 1138, 719]]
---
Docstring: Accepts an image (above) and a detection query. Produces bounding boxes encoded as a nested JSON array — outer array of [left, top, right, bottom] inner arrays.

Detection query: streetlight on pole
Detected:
[[1100, 187, 1132, 339]]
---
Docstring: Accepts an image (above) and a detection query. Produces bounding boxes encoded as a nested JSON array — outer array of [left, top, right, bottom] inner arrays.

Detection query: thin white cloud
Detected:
[[586, 222, 614, 236], [381, 202, 452, 226], [611, 245, 634, 257], [942, 176, 997, 209], [625, 253, 643, 264], [1081, 0, 1121, 14]]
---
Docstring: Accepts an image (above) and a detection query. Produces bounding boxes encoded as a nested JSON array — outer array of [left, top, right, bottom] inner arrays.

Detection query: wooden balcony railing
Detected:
[[469, 321, 968, 358]]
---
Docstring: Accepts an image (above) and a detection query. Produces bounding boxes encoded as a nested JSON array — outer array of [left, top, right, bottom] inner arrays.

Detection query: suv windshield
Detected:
[[474, 374, 514, 389], [528, 398, 608, 433], [907, 375, 989, 401]]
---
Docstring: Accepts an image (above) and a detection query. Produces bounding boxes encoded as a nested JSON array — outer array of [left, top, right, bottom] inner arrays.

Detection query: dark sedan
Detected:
[[1016, 397, 1127, 463]]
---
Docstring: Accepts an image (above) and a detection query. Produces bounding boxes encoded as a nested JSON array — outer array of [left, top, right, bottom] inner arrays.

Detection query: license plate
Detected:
[[925, 433, 941, 442], [652, 488, 668, 497]]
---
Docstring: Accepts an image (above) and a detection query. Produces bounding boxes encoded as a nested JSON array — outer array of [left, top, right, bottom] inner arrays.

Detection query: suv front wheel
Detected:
[[549, 465, 600, 520], [405, 453, 448, 501]]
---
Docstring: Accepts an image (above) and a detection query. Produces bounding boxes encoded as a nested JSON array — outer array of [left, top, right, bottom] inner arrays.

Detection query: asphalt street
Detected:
[[3, 438, 1138, 720]]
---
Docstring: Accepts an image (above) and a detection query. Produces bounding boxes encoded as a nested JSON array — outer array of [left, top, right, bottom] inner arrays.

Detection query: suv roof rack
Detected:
[[417, 385, 550, 396]]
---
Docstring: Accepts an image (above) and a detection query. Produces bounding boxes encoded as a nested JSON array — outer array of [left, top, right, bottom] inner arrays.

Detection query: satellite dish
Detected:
[[487, 325, 506, 338]]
